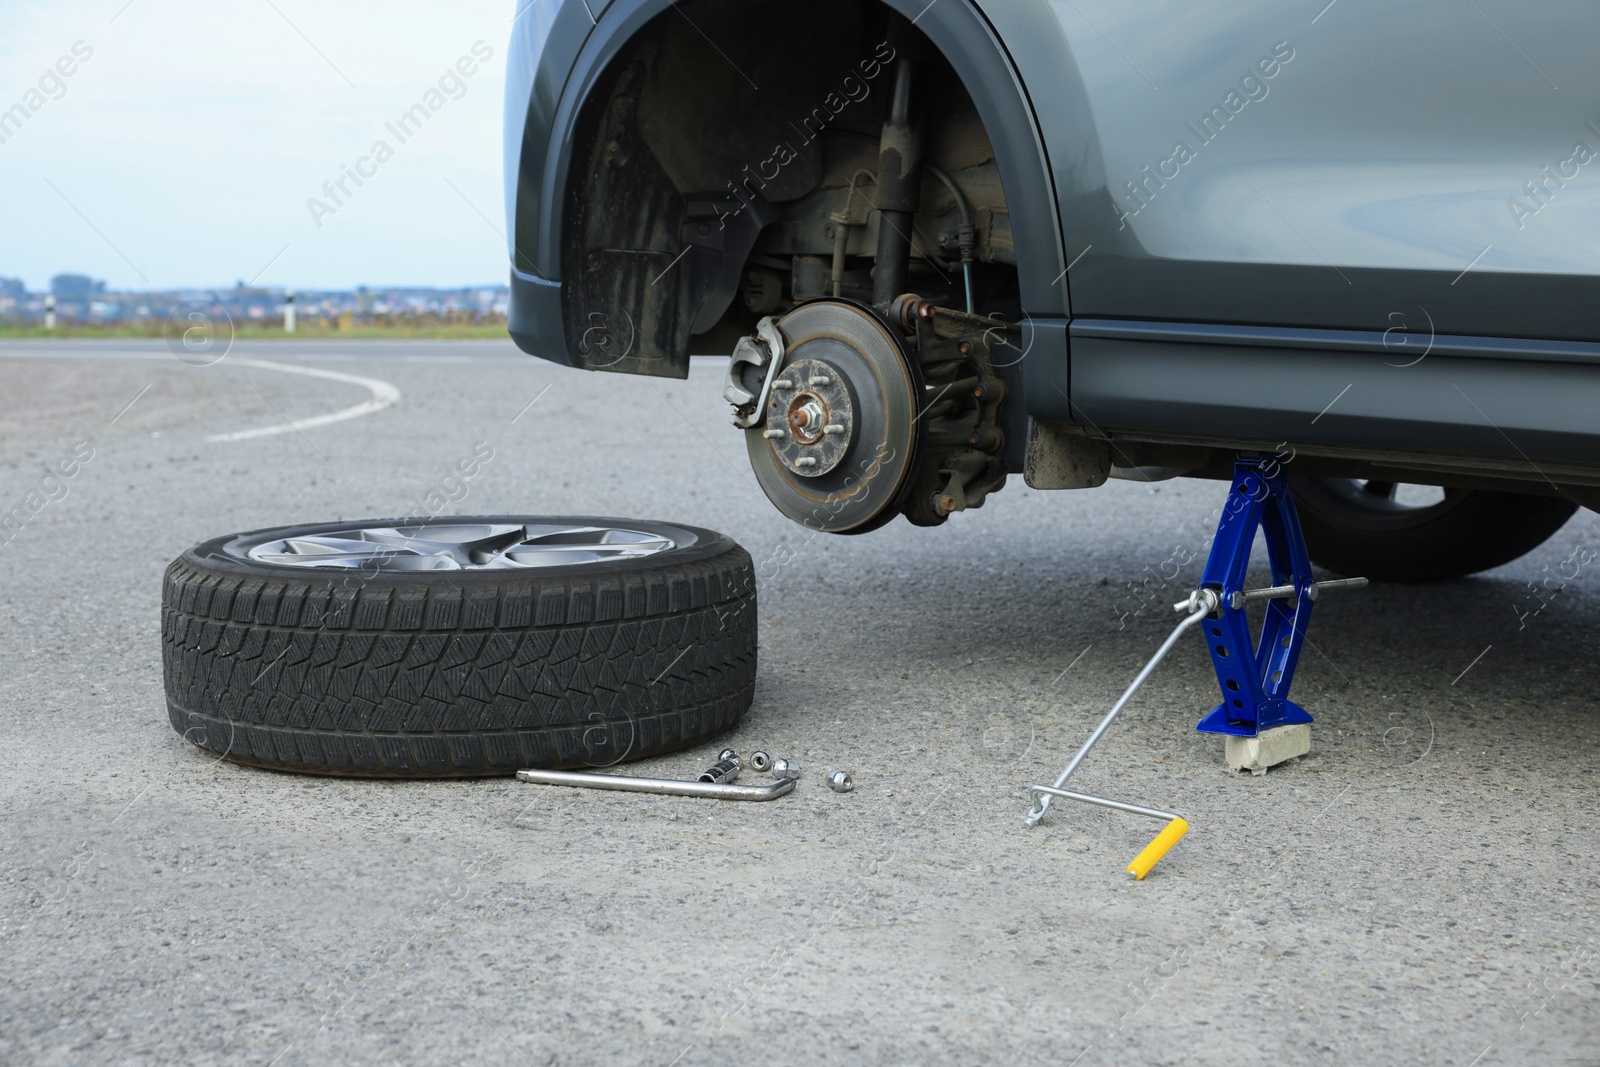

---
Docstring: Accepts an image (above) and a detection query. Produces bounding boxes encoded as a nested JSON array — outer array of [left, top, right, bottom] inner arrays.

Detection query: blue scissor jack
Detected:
[[1195, 454, 1320, 736], [1027, 454, 1366, 877]]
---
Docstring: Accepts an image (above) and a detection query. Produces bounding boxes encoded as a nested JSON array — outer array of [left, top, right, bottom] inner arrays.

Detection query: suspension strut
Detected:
[[872, 56, 923, 306]]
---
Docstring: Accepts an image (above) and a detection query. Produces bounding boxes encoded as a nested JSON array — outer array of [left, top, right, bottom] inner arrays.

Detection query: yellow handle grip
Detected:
[[1127, 817, 1189, 880]]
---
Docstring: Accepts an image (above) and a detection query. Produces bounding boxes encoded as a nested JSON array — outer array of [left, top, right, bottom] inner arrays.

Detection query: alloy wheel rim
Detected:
[[243, 522, 677, 571]]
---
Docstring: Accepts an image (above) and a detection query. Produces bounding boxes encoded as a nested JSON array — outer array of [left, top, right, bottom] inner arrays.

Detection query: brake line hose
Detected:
[[831, 169, 878, 299], [926, 165, 975, 313]]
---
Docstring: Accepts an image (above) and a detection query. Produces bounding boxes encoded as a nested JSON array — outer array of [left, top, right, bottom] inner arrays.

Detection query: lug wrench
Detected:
[[517, 768, 796, 801]]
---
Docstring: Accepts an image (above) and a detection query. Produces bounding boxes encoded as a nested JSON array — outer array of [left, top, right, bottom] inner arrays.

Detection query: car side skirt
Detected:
[[1063, 319, 1600, 482]]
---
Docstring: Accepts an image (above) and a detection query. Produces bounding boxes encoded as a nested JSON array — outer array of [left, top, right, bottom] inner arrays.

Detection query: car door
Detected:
[[975, 0, 1600, 343]]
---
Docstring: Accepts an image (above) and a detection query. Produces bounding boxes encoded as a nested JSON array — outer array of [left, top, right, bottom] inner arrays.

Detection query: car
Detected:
[[503, 0, 1597, 582]]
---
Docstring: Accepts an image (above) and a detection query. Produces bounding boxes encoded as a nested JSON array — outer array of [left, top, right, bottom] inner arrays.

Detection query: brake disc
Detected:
[[742, 300, 922, 534]]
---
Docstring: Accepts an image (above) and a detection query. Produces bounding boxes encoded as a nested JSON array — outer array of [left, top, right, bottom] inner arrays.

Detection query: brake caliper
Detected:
[[723, 316, 787, 429], [891, 297, 1012, 526]]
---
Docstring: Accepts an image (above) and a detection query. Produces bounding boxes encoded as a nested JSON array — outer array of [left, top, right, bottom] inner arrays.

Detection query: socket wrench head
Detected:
[[699, 758, 742, 784], [748, 751, 773, 773], [826, 770, 855, 793], [771, 758, 801, 780]]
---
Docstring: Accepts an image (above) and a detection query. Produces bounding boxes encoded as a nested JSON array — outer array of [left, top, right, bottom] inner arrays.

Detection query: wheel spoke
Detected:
[[253, 552, 378, 567], [519, 526, 641, 545], [386, 523, 525, 546], [505, 541, 673, 565], [454, 528, 538, 565], [284, 535, 403, 556], [511, 539, 674, 553], [251, 549, 456, 570], [504, 549, 607, 565]]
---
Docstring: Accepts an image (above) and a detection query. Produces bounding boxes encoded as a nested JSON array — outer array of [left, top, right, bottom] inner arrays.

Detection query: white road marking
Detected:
[[207, 357, 400, 442]]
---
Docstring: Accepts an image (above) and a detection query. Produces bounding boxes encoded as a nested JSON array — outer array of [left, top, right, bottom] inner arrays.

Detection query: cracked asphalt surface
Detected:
[[2, 339, 1597, 1065]]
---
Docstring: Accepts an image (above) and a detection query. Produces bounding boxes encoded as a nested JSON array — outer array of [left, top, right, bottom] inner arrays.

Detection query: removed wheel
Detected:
[[162, 516, 756, 777], [1291, 478, 1577, 582]]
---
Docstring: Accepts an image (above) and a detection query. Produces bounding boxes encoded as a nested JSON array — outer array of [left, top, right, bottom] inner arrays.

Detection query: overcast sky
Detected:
[[1, 0, 514, 291]]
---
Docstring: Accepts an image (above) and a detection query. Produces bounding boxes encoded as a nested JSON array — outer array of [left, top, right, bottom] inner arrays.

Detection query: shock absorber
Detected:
[[872, 56, 923, 306]]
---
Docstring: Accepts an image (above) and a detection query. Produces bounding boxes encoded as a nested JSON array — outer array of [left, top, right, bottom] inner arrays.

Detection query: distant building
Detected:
[[50, 274, 106, 301], [1, 281, 509, 327]]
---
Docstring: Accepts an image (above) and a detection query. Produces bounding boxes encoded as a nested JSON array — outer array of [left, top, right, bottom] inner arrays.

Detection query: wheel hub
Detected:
[[767, 357, 854, 477]]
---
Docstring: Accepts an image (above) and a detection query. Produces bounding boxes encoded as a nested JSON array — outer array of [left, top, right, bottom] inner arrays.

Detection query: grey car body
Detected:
[[502, 0, 1600, 525]]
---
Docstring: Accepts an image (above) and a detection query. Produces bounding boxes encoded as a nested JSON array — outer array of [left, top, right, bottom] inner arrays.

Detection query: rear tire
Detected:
[[162, 516, 757, 777], [1291, 478, 1577, 582]]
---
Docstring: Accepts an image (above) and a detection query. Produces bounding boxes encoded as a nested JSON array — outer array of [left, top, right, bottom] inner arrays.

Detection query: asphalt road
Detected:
[[2, 339, 1597, 1066]]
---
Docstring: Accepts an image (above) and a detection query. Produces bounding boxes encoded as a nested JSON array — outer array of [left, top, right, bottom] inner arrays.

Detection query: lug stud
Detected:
[[763, 428, 787, 439], [795, 457, 818, 468], [773, 379, 794, 389], [822, 424, 845, 435], [810, 375, 832, 386]]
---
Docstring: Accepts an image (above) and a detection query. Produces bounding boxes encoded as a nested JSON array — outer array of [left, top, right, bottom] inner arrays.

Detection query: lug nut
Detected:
[[749, 750, 773, 772], [718, 748, 741, 764], [771, 758, 801, 780], [826, 770, 855, 793]]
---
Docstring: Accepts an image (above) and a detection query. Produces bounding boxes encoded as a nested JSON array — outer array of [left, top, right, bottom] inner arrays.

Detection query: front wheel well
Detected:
[[559, 0, 1021, 377]]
